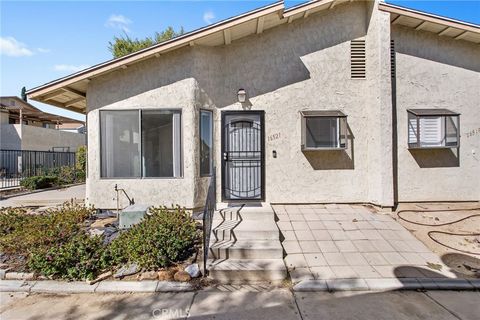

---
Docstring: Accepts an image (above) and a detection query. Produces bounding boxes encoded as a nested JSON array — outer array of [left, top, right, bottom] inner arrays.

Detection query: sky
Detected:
[[1, 0, 479, 122]]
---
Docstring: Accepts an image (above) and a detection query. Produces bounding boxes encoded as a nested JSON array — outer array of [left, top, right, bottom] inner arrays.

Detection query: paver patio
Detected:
[[272, 204, 456, 284]]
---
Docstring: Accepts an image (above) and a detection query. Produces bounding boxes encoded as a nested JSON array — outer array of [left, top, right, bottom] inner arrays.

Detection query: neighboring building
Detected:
[[26, 0, 479, 210], [0, 96, 86, 152]]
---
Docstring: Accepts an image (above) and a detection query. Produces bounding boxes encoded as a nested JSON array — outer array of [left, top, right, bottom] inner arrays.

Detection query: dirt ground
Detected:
[[391, 202, 480, 278]]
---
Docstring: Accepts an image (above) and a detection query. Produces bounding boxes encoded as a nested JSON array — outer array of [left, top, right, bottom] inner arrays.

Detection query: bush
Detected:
[[20, 175, 58, 190], [108, 206, 198, 269], [28, 233, 110, 281], [76, 146, 87, 174], [0, 202, 93, 255]]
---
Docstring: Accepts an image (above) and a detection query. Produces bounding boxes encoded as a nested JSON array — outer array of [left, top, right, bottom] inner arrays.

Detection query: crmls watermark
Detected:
[[152, 308, 188, 319]]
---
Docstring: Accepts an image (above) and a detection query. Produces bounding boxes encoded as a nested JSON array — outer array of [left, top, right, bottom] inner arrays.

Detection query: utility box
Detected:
[[119, 204, 150, 229]]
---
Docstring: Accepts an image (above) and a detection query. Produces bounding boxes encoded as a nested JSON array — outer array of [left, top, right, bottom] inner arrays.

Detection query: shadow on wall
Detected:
[[409, 148, 459, 168], [393, 25, 480, 73], [91, 1, 368, 109], [303, 126, 355, 170]]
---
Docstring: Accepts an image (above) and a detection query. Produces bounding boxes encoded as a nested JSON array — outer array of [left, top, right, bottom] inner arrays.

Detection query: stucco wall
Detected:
[[19, 124, 85, 152], [0, 124, 22, 150], [393, 25, 480, 202], [86, 68, 200, 209], [0, 110, 9, 125], [85, 1, 399, 209]]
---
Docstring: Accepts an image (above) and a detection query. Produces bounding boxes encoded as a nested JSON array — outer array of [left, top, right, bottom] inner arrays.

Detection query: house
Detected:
[[0, 96, 86, 152], [26, 0, 479, 210]]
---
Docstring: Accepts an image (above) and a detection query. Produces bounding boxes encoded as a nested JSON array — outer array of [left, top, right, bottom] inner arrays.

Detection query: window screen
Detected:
[[101, 110, 141, 178], [142, 110, 182, 178], [407, 110, 459, 149], [100, 109, 182, 178], [200, 110, 213, 176], [301, 111, 347, 150]]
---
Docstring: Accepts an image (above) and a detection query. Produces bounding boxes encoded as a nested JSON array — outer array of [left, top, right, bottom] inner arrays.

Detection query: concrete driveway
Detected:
[[1, 289, 479, 320], [0, 184, 85, 208], [272, 204, 456, 284]]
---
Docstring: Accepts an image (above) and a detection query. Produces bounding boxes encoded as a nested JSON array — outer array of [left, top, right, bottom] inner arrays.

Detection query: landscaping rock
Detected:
[[185, 263, 200, 278], [114, 264, 139, 278], [5, 272, 35, 280], [158, 270, 175, 281], [174, 270, 191, 282], [90, 217, 117, 229], [87, 271, 112, 285], [89, 229, 105, 237], [139, 271, 158, 281]]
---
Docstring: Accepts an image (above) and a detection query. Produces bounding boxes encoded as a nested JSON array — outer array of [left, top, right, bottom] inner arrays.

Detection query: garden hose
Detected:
[[396, 207, 480, 255]]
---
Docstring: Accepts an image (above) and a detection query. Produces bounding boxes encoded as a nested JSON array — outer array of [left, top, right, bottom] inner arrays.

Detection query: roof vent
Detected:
[[350, 39, 366, 79]]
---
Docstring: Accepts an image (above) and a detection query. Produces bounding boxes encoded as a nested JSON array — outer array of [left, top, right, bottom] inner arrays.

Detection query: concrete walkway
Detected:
[[273, 204, 459, 285], [0, 184, 85, 208], [1, 288, 479, 319]]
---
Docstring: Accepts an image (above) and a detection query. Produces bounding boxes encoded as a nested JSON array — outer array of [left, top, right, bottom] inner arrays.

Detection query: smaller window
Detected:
[[301, 110, 348, 150], [407, 109, 460, 149], [200, 109, 213, 176]]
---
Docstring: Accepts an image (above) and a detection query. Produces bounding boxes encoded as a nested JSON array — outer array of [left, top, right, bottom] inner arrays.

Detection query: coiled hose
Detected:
[[397, 207, 480, 255]]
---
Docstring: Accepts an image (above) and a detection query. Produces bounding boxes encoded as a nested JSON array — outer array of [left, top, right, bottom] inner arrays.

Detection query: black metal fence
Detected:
[[202, 169, 216, 277], [0, 150, 76, 189]]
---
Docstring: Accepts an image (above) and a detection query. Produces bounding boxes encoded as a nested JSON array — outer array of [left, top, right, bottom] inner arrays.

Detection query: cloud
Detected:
[[105, 14, 132, 33], [54, 64, 89, 72], [203, 10, 215, 24], [37, 47, 51, 53], [0, 37, 34, 57]]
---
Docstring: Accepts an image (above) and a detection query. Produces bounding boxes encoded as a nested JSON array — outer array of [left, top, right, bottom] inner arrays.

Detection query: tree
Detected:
[[21, 87, 27, 102], [108, 26, 185, 58]]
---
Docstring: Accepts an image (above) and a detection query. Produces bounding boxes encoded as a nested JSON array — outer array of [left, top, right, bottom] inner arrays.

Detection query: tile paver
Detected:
[[299, 241, 320, 253], [295, 230, 315, 241], [316, 241, 338, 253], [312, 230, 331, 241], [334, 240, 357, 252], [304, 253, 327, 267], [275, 204, 448, 283]]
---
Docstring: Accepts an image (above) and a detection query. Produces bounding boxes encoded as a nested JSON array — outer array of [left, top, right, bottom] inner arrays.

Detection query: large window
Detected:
[[407, 109, 459, 149], [199, 110, 213, 176], [301, 111, 348, 150], [100, 110, 182, 178]]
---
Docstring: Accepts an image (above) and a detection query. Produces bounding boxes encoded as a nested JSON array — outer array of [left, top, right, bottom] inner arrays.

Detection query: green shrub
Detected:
[[0, 202, 93, 255], [76, 146, 87, 173], [20, 175, 58, 190], [108, 206, 198, 269], [28, 233, 110, 280]]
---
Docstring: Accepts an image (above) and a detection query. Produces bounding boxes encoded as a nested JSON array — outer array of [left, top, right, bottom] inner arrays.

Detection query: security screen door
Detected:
[[221, 111, 264, 201]]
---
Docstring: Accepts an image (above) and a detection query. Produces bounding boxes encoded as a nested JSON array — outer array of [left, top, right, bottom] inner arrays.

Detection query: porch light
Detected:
[[237, 88, 247, 103], [407, 109, 460, 149]]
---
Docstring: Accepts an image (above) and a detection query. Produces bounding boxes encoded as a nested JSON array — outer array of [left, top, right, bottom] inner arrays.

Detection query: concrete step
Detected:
[[214, 210, 274, 221], [209, 239, 283, 260], [207, 259, 287, 283], [212, 219, 279, 240]]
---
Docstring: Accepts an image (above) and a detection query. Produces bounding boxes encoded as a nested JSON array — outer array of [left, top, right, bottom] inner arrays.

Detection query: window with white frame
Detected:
[[199, 109, 213, 176], [301, 111, 348, 150], [100, 110, 182, 178], [407, 109, 460, 149]]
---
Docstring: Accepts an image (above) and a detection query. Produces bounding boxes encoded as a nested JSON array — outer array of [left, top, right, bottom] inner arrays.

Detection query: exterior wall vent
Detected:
[[350, 39, 366, 79], [390, 39, 396, 79]]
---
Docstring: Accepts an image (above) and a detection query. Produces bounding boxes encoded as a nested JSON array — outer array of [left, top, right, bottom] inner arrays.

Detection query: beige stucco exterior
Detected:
[[83, 1, 479, 209], [0, 123, 85, 152], [392, 25, 480, 202]]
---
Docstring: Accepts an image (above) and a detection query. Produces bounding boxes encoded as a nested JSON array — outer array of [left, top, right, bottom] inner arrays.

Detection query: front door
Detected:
[[221, 111, 264, 201]]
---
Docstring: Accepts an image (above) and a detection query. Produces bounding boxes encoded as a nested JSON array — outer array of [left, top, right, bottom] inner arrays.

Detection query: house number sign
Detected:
[[268, 132, 281, 142], [465, 127, 480, 138]]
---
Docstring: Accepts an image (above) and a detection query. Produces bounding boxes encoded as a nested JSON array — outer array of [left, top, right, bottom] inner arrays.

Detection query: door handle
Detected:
[[223, 152, 228, 161]]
